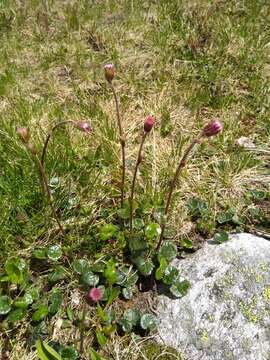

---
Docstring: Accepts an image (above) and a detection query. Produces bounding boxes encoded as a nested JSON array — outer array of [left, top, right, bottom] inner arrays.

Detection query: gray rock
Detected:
[[157, 233, 270, 360]]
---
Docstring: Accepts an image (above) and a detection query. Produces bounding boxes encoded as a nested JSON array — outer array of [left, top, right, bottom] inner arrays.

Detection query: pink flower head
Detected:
[[144, 116, 155, 133], [75, 121, 92, 134], [202, 119, 223, 137], [88, 287, 102, 302], [104, 63, 115, 83], [17, 127, 30, 143]]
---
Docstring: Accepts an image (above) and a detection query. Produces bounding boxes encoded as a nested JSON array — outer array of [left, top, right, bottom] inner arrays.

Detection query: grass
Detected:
[[0, 0, 270, 358]]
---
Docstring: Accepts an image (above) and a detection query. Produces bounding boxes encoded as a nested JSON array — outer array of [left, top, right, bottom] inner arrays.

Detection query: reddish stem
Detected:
[[156, 133, 203, 251], [109, 83, 126, 207], [130, 132, 147, 232]]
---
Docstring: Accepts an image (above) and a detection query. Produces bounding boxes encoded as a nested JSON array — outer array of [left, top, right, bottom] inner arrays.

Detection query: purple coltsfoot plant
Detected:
[[104, 63, 126, 207], [130, 116, 155, 232], [156, 119, 223, 251], [17, 120, 91, 236]]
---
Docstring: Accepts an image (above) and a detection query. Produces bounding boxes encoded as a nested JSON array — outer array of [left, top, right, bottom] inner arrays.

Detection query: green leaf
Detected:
[[158, 242, 177, 262], [36, 339, 62, 360], [140, 313, 159, 331], [119, 319, 133, 332], [4, 257, 28, 284], [104, 260, 117, 285], [117, 208, 130, 220], [116, 267, 138, 287], [59, 346, 78, 360], [7, 308, 27, 322], [122, 287, 133, 300], [47, 245, 62, 261], [0, 295, 11, 315], [96, 330, 108, 346], [133, 257, 154, 276], [155, 257, 168, 281], [128, 233, 148, 253], [181, 238, 193, 249], [100, 224, 118, 241], [48, 266, 67, 283], [28, 288, 40, 301], [14, 293, 33, 309], [32, 304, 49, 322], [106, 287, 120, 307], [80, 271, 99, 287], [72, 259, 89, 274], [49, 289, 63, 314], [214, 230, 229, 243], [163, 266, 179, 285], [145, 223, 161, 239], [170, 279, 190, 298], [123, 308, 141, 327], [89, 348, 106, 360], [32, 248, 47, 259], [67, 307, 73, 321], [133, 218, 144, 230], [187, 197, 208, 217]]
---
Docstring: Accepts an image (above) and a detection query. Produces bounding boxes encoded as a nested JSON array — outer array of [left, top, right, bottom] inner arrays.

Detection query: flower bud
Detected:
[[202, 120, 223, 137], [144, 116, 155, 133], [75, 121, 92, 134], [88, 287, 102, 302], [104, 63, 115, 83], [27, 143, 37, 155], [17, 127, 30, 143]]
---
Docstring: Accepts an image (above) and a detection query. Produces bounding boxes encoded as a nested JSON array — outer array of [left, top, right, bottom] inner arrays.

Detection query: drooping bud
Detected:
[[104, 63, 115, 83], [75, 121, 92, 134], [202, 120, 223, 137], [144, 116, 155, 133], [88, 287, 102, 302], [27, 143, 37, 155], [17, 127, 30, 143]]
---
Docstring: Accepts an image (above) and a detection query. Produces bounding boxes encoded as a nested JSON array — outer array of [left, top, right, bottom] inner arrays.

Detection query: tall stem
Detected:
[[35, 152, 65, 236], [41, 120, 76, 166], [156, 133, 203, 251], [109, 83, 126, 207], [130, 132, 147, 232]]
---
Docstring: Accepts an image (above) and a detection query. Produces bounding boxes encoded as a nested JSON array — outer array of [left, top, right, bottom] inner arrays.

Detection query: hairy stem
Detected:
[[110, 83, 126, 207], [156, 133, 203, 251], [130, 132, 147, 232], [41, 120, 76, 166], [34, 151, 65, 236]]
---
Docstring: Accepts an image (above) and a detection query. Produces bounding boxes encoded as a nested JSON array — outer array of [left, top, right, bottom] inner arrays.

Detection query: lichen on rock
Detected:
[[157, 233, 270, 360]]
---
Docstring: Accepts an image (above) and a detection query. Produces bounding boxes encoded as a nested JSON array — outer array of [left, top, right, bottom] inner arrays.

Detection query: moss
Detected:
[[140, 342, 182, 360]]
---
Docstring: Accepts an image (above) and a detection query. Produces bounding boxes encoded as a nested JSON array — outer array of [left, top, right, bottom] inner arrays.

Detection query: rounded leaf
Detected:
[[134, 258, 154, 276], [48, 266, 67, 283], [32, 304, 49, 322], [49, 289, 63, 314], [59, 346, 78, 360], [140, 313, 159, 331], [145, 223, 161, 239], [122, 287, 133, 300], [32, 248, 47, 259], [80, 271, 99, 287], [123, 308, 141, 326], [72, 259, 89, 274], [170, 279, 190, 298], [0, 295, 11, 315], [163, 266, 179, 285], [47, 245, 62, 261], [4, 257, 28, 284], [7, 308, 27, 323], [158, 242, 177, 262]]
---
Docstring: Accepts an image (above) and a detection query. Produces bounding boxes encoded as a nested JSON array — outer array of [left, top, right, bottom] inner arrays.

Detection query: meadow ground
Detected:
[[0, 0, 270, 359]]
